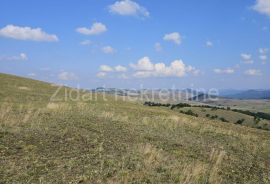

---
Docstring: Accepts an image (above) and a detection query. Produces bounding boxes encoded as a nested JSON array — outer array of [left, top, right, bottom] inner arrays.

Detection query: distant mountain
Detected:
[[188, 93, 223, 101], [218, 89, 245, 97], [224, 90, 270, 100]]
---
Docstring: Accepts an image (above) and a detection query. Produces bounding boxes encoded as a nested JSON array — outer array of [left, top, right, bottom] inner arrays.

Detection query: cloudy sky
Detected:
[[0, 0, 270, 89]]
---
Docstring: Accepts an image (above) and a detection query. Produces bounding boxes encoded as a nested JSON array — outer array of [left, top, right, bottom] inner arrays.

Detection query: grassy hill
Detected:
[[0, 73, 270, 183], [173, 106, 270, 131]]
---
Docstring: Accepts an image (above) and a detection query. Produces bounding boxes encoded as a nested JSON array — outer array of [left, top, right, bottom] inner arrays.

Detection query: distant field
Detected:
[[1, 73, 270, 183], [174, 106, 270, 130], [203, 99, 270, 113]]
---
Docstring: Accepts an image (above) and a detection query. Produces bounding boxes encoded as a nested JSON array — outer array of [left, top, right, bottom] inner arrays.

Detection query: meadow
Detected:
[[0, 73, 270, 183]]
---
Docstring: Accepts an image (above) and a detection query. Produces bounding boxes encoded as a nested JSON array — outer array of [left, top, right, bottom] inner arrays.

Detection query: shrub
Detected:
[[171, 103, 191, 109], [219, 117, 229, 122], [254, 116, 261, 124], [144, 101, 171, 107], [180, 109, 198, 117], [210, 115, 218, 119], [232, 109, 270, 120], [235, 119, 245, 124]]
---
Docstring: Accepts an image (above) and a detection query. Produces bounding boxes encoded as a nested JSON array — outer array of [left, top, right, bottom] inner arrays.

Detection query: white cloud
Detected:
[[253, 0, 270, 17], [241, 53, 252, 60], [80, 40, 91, 45], [76, 22, 107, 35], [259, 55, 268, 60], [115, 65, 127, 72], [58, 72, 77, 81], [130, 56, 154, 71], [206, 41, 213, 47], [20, 53, 28, 60], [0, 25, 58, 42], [259, 55, 268, 64], [102, 46, 116, 54], [131, 57, 198, 78], [213, 68, 235, 74], [259, 48, 268, 54], [154, 42, 162, 52], [258, 48, 268, 63], [163, 32, 181, 45], [100, 65, 114, 72], [97, 65, 127, 78], [0, 53, 28, 61], [241, 53, 253, 64], [97, 72, 107, 78], [109, 0, 149, 17], [245, 69, 262, 76]]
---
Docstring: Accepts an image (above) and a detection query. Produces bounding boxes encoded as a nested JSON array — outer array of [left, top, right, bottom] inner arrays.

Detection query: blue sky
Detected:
[[0, 0, 270, 89]]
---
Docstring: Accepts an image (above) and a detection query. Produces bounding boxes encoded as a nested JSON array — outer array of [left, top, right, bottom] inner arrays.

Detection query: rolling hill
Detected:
[[222, 89, 270, 100], [0, 73, 270, 183]]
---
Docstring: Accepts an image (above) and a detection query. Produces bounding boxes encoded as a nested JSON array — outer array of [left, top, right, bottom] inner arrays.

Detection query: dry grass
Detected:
[[0, 73, 270, 183]]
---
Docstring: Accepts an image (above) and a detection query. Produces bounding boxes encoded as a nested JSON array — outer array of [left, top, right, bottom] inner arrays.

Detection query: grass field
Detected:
[[203, 99, 270, 114], [1, 73, 270, 183], [172, 106, 270, 130]]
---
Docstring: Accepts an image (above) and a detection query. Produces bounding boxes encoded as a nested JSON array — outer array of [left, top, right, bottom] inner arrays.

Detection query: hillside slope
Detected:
[[0, 73, 270, 183]]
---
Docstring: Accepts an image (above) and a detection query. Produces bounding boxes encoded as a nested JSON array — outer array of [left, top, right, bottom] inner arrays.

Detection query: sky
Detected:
[[0, 0, 270, 90]]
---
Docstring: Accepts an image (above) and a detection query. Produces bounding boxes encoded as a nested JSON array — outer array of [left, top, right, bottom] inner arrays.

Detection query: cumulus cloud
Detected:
[[99, 64, 127, 73], [213, 68, 235, 74], [253, 0, 270, 17], [131, 57, 198, 78], [115, 65, 127, 72], [163, 32, 181, 45], [260, 55, 268, 64], [58, 72, 77, 81], [154, 42, 162, 52], [130, 57, 154, 71], [258, 48, 268, 63], [259, 48, 268, 54], [245, 69, 262, 76], [0, 53, 28, 61], [97, 64, 127, 78], [100, 65, 114, 72], [241, 53, 253, 64], [97, 72, 107, 78], [102, 46, 116, 54], [206, 41, 213, 47], [76, 22, 107, 35], [109, 0, 149, 17], [0, 25, 58, 42], [259, 55, 268, 60]]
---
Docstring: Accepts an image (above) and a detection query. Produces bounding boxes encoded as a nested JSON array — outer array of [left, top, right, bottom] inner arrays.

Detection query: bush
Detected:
[[211, 107, 218, 111], [180, 109, 198, 117], [171, 103, 191, 109], [144, 101, 171, 107], [232, 109, 270, 120], [235, 119, 245, 124], [254, 116, 261, 124], [205, 114, 210, 118], [219, 117, 229, 122], [210, 115, 218, 119]]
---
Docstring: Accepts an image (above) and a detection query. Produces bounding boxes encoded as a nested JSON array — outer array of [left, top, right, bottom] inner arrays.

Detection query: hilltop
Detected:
[[0, 73, 270, 183]]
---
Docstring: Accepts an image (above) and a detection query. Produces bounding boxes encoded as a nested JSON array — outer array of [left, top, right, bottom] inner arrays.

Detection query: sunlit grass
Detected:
[[0, 73, 270, 183]]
